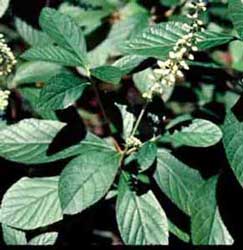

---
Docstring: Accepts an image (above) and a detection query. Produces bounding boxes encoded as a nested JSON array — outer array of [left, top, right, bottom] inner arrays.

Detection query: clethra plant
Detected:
[[1, 0, 243, 246]]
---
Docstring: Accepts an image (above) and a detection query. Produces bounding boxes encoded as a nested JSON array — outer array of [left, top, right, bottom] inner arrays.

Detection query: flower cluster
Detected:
[[143, 0, 207, 100], [126, 135, 142, 148], [0, 89, 10, 111], [0, 34, 17, 76]]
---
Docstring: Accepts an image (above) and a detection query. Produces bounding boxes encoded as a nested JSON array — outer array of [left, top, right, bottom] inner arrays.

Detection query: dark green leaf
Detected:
[[229, 0, 243, 39], [91, 65, 122, 85], [38, 72, 90, 111], [136, 141, 157, 172], [191, 176, 234, 245], [39, 7, 88, 68], [154, 149, 204, 215], [22, 45, 83, 67]]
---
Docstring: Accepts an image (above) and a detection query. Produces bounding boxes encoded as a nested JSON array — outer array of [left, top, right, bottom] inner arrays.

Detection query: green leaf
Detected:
[[196, 31, 234, 50], [136, 141, 157, 172], [123, 22, 189, 59], [116, 103, 135, 140], [28, 232, 58, 246], [160, 119, 223, 148], [21, 45, 83, 67], [168, 220, 190, 243], [91, 66, 122, 85], [0, 0, 10, 18], [229, 0, 243, 39], [223, 111, 243, 185], [39, 7, 88, 68], [59, 150, 121, 215], [191, 176, 234, 245], [10, 61, 63, 87], [0, 177, 62, 230], [0, 118, 112, 164], [15, 18, 52, 47], [116, 173, 169, 245], [123, 22, 234, 59], [37, 72, 90, 111], [154, 149, 204, 215], [2, 224, 27, 245], [112, 55, 147, 75]]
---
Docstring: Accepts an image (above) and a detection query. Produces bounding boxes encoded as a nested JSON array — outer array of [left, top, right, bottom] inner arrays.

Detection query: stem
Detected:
[[90, 79, 112, 134], [130, 102, 149, 137]]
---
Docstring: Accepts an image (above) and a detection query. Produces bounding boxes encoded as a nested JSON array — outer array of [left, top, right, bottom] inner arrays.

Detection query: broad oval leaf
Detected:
[[39, 7, 88, 68], [223, 111, 243, 185], [160, 119, 223, 148], [28, 232, 58, 246], [2, 224, 27, 245], [154, 149, 204, 215], [21, 45, 82, 67], [196, 31, 234, 50], [90, 65, 122, 85], [0, 119, 112, 164], [123, 22, 234, 59], [191, 176, 234, 245], [0, 177, 62, 230], [229, 0, 243, 40], [123, 22, 189, 59], [11, 61, 63, 87], [59, 150, 121, 215], [0, 0, 10, 18], [116, 173, 169, 245], [15, 17, 52, 47], [112, 55, 147, 75], [38, 72, 90, 111], [136, 141, 157, 172]]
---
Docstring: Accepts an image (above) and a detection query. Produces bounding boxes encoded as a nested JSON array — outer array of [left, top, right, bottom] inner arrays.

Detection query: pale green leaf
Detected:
[[28, 232, 58, 245], [59, 150, 121, 215], [0, 119, 113, 164], [0, 0, 10, 18], [11, 61, 63, 87], [15, 17, 52, 47], [2, 224, 27, 245], [112, 55, 147, 75], [116, 103, 135, 140], [168, 220, 190, 243], [0, 177, 62, 230], [160, 119, 223, 148], [116, 173, 169, 245]]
